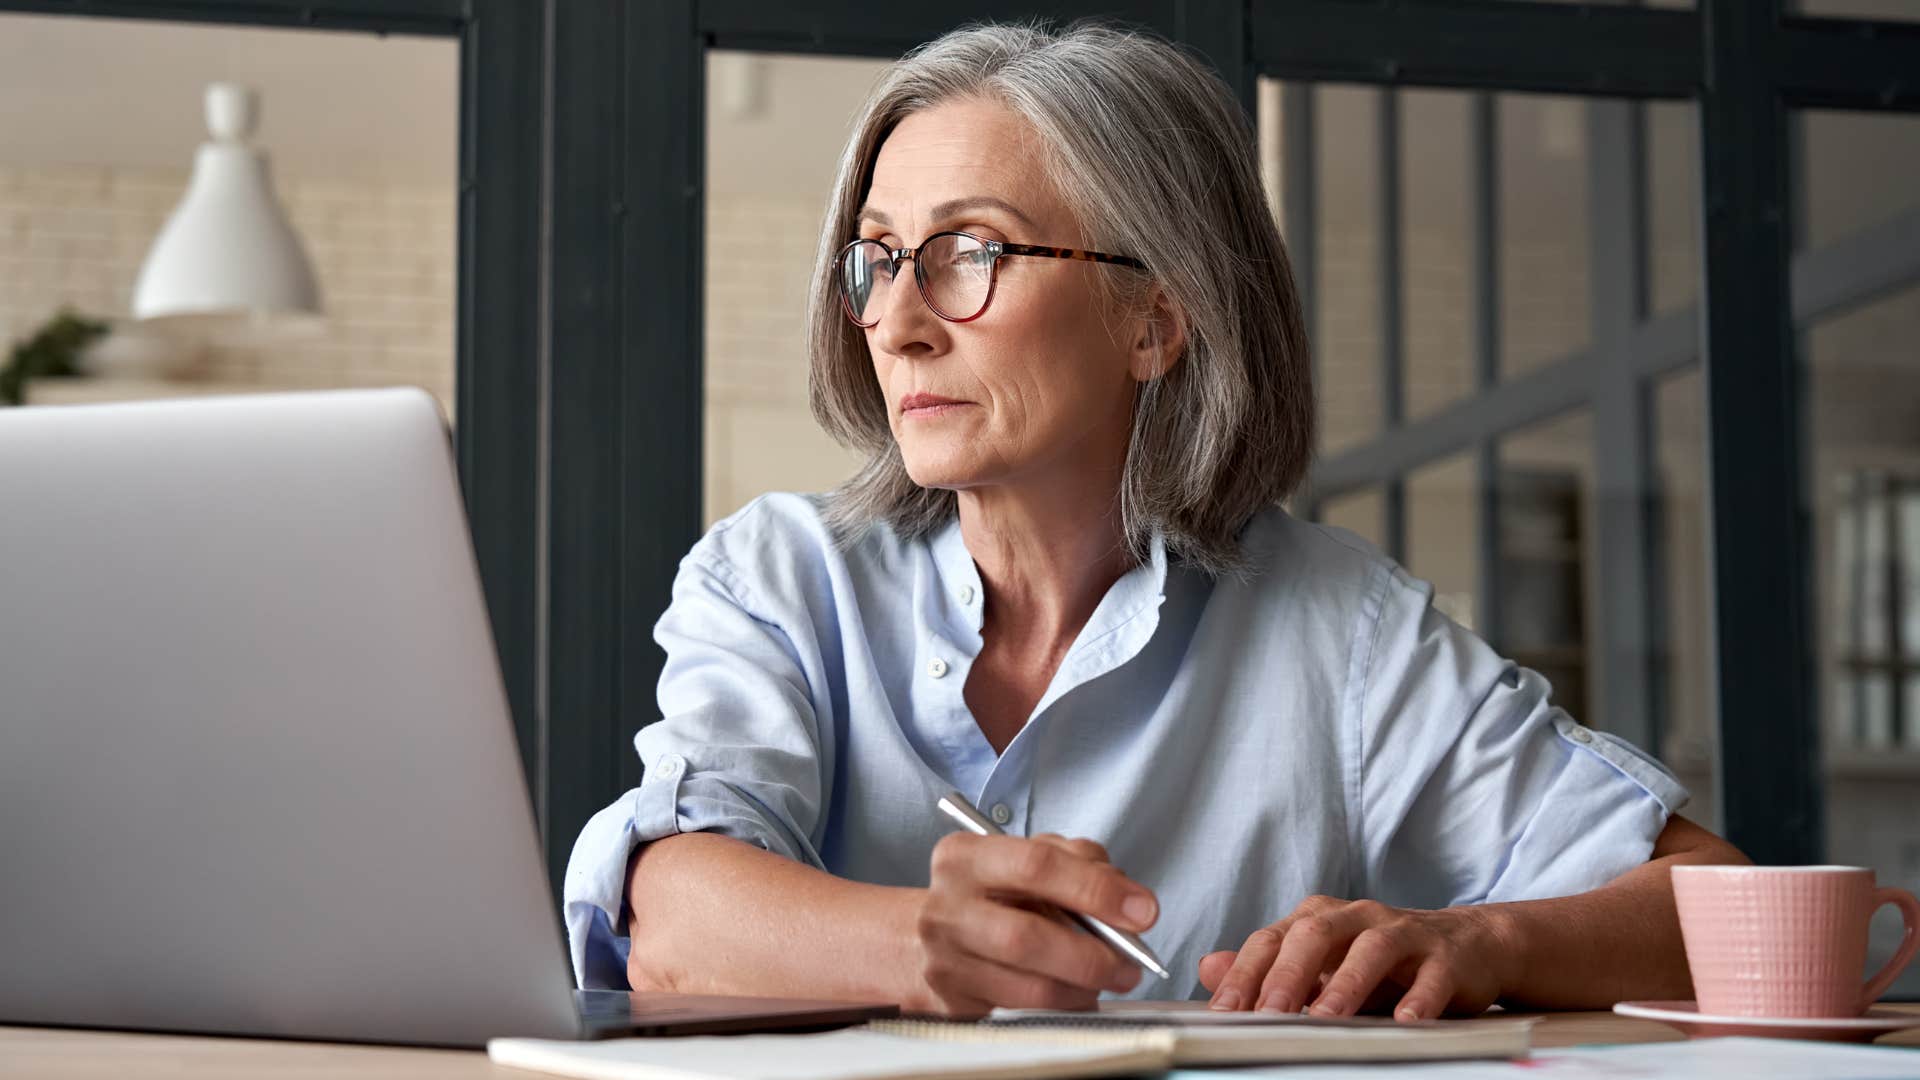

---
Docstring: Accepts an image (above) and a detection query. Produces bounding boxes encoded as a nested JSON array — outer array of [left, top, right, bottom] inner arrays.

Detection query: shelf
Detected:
[[1824, 747, 1920, 779]]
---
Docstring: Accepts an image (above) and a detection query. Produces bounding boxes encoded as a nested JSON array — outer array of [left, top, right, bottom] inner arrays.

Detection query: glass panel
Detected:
[[704, 51, 877, 525], [1263, 86, 1622, 435], [1406, 452, 1481, 633], [1, 13, 457, 417], [1319, 486, 1386, 552], [1314, 85, 1384, 454], [1800, 109, 1920, 251], [1497, 410, 1595, 722], [1808, 286, 1920, 762], [1647, 101, 1700, 315], [1798, 100, 1920, 993], [1797, 0, 1920, 18], [1256, 78, 1287, 233], [1653, 368, 1717, 832], [1400, 90, 1477, 420], [1905, 484, 1920, 657], [1498, 94, 1591, 378], [1269, 77, 1703, 777]]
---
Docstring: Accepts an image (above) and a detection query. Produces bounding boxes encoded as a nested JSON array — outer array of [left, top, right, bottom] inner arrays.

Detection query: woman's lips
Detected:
[[900, 393, 971, 418]]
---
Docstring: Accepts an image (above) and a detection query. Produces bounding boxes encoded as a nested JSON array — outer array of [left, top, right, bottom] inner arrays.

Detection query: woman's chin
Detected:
[[900, 454, 992, 492]]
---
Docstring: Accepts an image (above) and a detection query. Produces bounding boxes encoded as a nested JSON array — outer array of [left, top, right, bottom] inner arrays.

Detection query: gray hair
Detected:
[[806, 19, 1314, 578]]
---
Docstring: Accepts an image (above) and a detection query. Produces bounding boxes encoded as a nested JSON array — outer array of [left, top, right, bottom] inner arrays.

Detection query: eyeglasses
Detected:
[[834, 230, 1146, 327]]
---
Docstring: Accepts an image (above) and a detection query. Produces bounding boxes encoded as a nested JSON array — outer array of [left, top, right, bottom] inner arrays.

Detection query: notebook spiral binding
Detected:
[[866, 1018, 1177, 1051]]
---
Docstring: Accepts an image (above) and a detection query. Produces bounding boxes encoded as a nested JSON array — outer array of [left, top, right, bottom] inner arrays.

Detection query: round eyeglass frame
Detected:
[[834, 230, 1148, 327]]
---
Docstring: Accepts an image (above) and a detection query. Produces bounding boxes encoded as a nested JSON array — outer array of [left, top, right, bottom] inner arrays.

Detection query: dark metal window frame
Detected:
[[661, 0, 1920, 867], [25, 0, 1920, 896], [1833, 471, 1916, 747], [1260, 0, 1920, 865], [0, 0, 551, 873], [548, 1, 1254, 899]]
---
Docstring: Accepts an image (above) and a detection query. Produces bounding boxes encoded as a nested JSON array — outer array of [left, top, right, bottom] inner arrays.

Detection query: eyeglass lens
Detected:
[[839, 233, 995, 324]]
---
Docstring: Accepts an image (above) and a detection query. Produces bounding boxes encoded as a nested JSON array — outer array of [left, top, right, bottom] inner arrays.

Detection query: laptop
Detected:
[[0, 388, 895, 1047]]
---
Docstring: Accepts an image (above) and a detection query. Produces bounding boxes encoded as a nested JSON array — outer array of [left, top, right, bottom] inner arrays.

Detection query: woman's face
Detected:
[[857, 98, 1156, 497]]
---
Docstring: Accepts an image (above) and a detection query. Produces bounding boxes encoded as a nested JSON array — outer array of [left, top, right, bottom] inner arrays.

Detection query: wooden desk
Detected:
[[4, 1005, 1916, 1077]]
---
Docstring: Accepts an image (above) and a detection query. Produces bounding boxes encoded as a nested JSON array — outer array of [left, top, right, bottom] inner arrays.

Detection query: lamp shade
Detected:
[[132, 83, 322, 324]]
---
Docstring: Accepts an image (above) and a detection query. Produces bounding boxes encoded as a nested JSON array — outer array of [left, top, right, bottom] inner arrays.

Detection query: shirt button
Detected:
[[1569, 725, 1594, 744], [959, 585, 976, 606], [928, 658, 949, 679], [990, 803, 1012, 825]]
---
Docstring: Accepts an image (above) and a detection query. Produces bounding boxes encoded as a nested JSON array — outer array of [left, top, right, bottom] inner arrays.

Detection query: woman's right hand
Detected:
[[910, 832, 1160, 1016]]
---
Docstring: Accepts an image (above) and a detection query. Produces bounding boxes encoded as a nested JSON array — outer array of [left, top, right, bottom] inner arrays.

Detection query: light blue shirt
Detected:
[[564, 493, 1688, 998]]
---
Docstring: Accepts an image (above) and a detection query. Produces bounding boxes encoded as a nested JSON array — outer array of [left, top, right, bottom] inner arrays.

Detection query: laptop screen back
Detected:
[[0, 389, 578, 1046]]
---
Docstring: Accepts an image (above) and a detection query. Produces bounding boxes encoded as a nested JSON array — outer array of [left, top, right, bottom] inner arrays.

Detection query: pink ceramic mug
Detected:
[[1672, 865, 1920, 1018]]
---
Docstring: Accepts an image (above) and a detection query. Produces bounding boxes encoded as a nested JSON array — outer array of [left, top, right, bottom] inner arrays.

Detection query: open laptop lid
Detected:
[[0, 389, 579, 1047], [578, 991, 898, 1039]]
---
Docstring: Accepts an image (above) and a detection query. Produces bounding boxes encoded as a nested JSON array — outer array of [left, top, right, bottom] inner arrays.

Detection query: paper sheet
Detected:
[[489, 1028, 1169, 1080], [1167, 1036, 1920, 1079]]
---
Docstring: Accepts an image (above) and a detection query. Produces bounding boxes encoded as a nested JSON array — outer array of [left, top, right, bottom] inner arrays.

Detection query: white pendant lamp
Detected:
[[132, 82, 322, 326]]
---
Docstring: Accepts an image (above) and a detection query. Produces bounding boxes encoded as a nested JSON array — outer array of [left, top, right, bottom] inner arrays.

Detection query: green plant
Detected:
[[0, 308, 111, 407]]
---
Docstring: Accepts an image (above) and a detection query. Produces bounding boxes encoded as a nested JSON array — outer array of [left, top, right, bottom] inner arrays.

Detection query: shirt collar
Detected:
[[928, 513, 1169, 644], [1080, 527, 1168, 655]]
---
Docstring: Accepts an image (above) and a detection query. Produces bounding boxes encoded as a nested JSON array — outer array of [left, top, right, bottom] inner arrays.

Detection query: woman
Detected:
[[565, 20, 1746, 1020]]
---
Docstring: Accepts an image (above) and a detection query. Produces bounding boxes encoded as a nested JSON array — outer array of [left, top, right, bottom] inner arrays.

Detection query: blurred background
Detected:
[[0, 14, 456, 413], [3, 0, 1916, 994]]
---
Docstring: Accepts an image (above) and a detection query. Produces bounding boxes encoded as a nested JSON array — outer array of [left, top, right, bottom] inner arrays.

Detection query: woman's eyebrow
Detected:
[[930, 196, 1037, 229], [855, 196, 1038, 231]]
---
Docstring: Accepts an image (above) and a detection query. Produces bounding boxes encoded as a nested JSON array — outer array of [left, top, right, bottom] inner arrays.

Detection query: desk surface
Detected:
[[4, 1005, 1916, 1077]]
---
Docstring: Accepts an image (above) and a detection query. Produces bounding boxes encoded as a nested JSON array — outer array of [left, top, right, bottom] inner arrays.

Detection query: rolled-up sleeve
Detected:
[[562, 541, 830, 988], [1354, 565, 1690, 910]]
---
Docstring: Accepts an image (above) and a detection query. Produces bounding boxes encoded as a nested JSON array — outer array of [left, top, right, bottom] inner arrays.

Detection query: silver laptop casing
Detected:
[[0, 389, 580, 1046]]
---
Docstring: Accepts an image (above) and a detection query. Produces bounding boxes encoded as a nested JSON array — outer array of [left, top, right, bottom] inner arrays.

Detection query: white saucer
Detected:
[[1614, 1000, 1920, 1042]]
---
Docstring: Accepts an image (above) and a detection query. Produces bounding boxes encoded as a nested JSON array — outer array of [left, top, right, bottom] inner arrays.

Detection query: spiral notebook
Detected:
[[984, 1000, 1535, 1066], [488, 1022, 1172, 1080], [488, 1002, 1534, 1080]]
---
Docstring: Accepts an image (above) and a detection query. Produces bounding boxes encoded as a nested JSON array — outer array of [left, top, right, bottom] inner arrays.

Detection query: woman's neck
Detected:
[[954, 475, 1135, 655]]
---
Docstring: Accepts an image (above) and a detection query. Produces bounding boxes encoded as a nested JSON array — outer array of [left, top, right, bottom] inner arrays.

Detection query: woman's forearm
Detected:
[[623, 831, 931, 1007], [1478, 816, 1749, 1010]]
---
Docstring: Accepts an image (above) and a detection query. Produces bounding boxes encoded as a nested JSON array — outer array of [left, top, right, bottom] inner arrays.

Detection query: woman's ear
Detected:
[[1129, 286, 1187, 383]]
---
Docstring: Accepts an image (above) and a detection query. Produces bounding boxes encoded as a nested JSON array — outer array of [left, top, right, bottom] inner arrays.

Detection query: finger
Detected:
[[1295, 893, 1347, 918], [1027, 836, 1112, 921], [923, 947, 1096, 1016], [1253, 910, 1365, 1015], [1392, 958, 1455, 1022], [1203, 894, 1344, 1006], [1197, 950, 1236, 993], [990, 838, 1114, 924], [943, 834, 1156, 933], [928, 894, 1142, 995], [1044, 826, 1121, 860], [1307, 926, 1414, 1017], [1208, 926, 1285, 1011], [921, 980, 995, 1020]]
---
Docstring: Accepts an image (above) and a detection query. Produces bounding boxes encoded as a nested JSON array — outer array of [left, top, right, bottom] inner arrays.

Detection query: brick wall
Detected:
[[0, 162, 455, 415], [703, 194, 864, 525]]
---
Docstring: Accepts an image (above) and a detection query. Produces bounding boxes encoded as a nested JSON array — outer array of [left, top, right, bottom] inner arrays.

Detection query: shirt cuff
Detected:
[[562, 754, 689, 988], [1550, 712, 1691, 815]]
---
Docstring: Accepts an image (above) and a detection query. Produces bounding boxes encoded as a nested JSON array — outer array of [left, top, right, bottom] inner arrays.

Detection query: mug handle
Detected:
[[1860, 886, 1920, 1008]]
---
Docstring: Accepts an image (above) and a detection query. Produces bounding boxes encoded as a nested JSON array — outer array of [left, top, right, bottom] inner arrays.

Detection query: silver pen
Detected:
[[935, 791, 1170, 980]]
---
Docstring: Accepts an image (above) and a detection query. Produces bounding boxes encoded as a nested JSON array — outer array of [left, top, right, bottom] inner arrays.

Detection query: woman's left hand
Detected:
[[1197, 895, 1514, 1022]]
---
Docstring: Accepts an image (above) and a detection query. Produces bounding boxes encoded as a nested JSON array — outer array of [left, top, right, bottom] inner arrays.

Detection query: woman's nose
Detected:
[[868, 261, 946, 358]]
